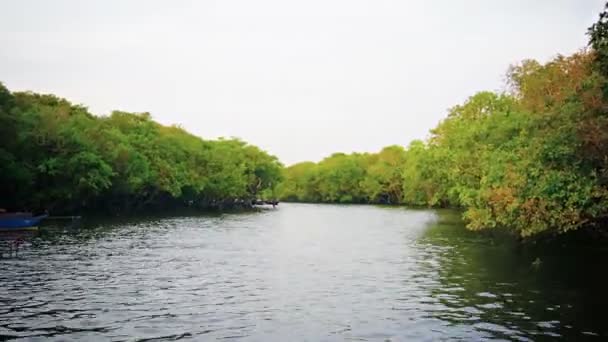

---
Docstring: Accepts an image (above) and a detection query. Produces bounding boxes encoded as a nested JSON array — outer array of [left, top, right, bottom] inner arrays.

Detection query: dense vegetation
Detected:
[[278, 6, 608, 237], [277, 146, 406, 204], [4, 6, 608, 237], [0, 86, 283, 213]]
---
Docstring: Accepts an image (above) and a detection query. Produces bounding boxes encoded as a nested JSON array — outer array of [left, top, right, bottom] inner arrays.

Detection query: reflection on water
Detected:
[[0, 204, 606, 341], [417, 210, 608, 340]]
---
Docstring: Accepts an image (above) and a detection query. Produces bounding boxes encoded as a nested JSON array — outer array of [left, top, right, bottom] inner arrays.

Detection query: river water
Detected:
[[1, 203, 607, 341]]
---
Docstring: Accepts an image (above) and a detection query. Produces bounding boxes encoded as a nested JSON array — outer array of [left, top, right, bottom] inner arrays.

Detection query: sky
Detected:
[[0, 0, 604, 165]]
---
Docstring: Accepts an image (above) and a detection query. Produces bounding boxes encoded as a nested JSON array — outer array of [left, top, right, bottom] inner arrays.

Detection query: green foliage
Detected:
[[5, 5, 608, 236], [0, 86, 282, 212], [361, 146, 407, 204], [278, 149, 407, 204], [401, 49, 608, 236], [279, 6, 608, 237]]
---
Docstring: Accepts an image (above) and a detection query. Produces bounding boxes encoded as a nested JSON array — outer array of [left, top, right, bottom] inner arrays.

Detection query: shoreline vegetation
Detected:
[[0, 85, 283, 215], [279, 6, 608, 239], [3, 6, 608, 239]]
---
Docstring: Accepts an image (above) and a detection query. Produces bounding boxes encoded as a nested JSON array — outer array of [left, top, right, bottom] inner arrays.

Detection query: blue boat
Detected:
[[0, 214, 48, 231]]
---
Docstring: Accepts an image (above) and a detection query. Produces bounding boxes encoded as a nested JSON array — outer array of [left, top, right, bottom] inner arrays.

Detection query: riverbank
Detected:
[[0, 83, 283, 218], [276, 9, 608, 239]]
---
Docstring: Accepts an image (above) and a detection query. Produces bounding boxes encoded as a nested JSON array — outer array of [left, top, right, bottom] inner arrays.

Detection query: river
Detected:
[[1, 203, 607, 341]]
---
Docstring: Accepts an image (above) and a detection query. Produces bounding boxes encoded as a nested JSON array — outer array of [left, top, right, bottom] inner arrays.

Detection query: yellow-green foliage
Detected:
[[278, 147, 407, 204], [279, 6, 608, 237], [400, 49, 608, 236]]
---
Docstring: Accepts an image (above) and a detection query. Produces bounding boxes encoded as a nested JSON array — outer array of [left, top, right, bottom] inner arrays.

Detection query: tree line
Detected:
[[277, 5, 608, 237], [3, 5, 608, 237], [0, 85, 283, 213]]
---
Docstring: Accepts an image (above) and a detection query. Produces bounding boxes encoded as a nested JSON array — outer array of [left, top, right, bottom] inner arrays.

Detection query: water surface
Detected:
[[1, 203, 607, 341]]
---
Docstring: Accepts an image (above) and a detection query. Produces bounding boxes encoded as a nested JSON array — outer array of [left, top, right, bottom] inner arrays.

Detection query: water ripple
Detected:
[[0, 204, 606, 340]]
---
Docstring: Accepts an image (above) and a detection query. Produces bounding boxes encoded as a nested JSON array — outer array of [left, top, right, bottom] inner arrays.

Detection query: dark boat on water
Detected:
[[0, 213, 48, 231]]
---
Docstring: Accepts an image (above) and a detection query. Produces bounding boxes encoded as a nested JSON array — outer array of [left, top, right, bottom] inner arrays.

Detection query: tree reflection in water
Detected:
[[416, 209, 608, 340]]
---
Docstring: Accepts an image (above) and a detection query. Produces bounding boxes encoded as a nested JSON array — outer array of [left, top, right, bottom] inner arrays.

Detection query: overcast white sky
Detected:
[[0, 0, 604, 164]]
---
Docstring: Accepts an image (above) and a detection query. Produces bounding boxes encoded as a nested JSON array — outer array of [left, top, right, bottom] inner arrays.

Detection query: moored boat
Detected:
[[0, 213, 48, 231]]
